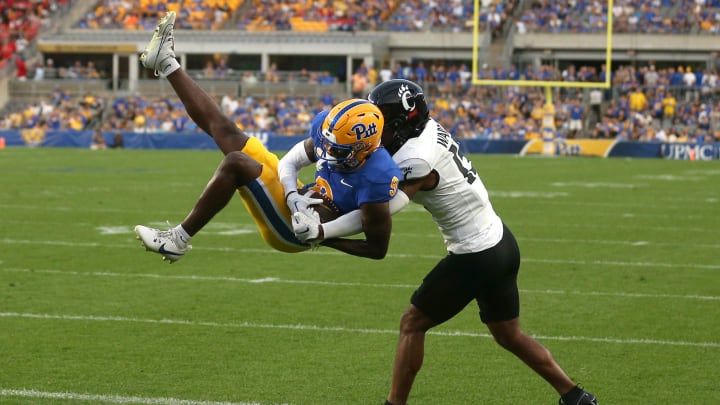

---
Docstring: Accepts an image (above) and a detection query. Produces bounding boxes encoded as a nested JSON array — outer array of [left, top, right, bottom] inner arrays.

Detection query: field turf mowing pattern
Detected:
[[1, 147, 718, 404]]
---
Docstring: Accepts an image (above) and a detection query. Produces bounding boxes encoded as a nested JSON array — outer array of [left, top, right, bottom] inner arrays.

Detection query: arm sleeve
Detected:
[[388, 189, 410, 215], [322, 190, 410, 239], [278, 140, 312, 197]]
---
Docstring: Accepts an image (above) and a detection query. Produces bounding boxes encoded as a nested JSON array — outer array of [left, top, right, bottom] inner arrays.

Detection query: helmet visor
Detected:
[[317, 128, 363, 170]]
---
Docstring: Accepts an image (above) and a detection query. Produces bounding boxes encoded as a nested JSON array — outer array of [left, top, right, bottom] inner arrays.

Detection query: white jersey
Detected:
[[392, 118, 503, 254]]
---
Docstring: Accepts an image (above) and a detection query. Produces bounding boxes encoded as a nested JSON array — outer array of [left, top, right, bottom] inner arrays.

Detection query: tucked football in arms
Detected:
[[299, 186, 341, 223]]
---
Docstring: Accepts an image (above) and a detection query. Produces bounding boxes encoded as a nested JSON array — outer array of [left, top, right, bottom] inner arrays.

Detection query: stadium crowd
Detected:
[[0, 0, 70, 69], [70, 0, 720, 35], [2, 0, 720, 145], [0, 0, 714, 55], [76, 0, 509, 33], [77, 0, 242, 30], [517, 0, 720, 35], [3, 57, 720, 144]]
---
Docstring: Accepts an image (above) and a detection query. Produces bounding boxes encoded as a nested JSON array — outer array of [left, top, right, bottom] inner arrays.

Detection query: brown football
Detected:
[[300, 188, 342, 223]]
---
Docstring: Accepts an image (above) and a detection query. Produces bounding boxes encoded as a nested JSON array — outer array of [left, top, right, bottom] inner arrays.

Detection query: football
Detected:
[[299, 186, 342, 223]]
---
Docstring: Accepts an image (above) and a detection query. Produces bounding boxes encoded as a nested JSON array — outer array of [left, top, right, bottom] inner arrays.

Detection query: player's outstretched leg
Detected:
[[139, 10, 248, 154], [486, 318, 598, 404], [134, 223, 192, 263], [133, 12, 287, 261]]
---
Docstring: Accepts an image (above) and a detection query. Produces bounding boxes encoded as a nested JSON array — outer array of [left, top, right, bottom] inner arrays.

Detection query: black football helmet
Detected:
[[367, 79, 429, 155]]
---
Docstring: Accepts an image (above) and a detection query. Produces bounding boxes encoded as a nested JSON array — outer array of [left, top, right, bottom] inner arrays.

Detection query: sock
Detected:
[[158, 57, 181, 77], [174, 224, 191, 245]]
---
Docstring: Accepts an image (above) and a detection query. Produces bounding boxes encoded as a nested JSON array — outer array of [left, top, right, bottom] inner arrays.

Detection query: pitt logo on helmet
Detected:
[[317, 99, 384, 171]]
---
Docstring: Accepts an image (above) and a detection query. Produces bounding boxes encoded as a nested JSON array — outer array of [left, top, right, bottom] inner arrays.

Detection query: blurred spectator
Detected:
[[242, 71, 258, 86], [351, 64, 369, 98], [367, 64, 379, 89], [44, 58, 57, 79], [111, 131, 124, 149], [33, 60, 45, 81], [662, 90, 677, 128], [90, 128, 107, 150], [15, 55, 27, 80], [567, 98, 584, 138], [264, 62, 280, 83], [86, 61, 101, 79], [215, 58, 229, 78], [379, 62, 393, 83], [203, 60, 216, 78]]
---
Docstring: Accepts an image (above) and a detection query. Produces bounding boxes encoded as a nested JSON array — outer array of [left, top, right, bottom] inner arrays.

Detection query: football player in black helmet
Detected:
[[288, 78, 599, 405], [367, 79, 430, 155], [364, 79, 599, 405]]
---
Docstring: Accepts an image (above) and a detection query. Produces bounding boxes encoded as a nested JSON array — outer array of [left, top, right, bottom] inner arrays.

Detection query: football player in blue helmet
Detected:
[[279, 98, 403, 259], [314, 99, 384, 171]]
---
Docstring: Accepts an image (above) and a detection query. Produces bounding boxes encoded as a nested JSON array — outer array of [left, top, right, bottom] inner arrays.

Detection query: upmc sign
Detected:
[[661, 143, 720, 160]]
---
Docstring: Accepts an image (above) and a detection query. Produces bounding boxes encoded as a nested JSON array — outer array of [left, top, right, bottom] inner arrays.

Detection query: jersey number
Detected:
[[449, 143, 478, 184], [440, 126, 478, 184]]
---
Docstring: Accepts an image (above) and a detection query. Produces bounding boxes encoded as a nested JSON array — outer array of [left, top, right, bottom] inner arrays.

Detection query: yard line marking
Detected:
[[3, 268, 719, 301], [1, 312, 718, 348], [0, 239, 720, 270], [550, 181, 645, 188], [518, 237, 720, 249], [523, 258, 720, 270], [1, 239, 718, 270], [477, 220, 716, 233], [0, 203, 129, 213], [531, 289, 720, 301], [491, 191, 570, 198], [634, 174, 707, 182], [5, 239, 720, 270], [8, 231, 720, 250], [1, 268, 417, 289], [2, 200, 719, 224], [9, 239, 720, 270], [0, 388, 280, 405]]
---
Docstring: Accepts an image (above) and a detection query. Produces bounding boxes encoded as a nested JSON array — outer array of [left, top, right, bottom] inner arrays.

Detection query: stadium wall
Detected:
[[1, 130, 718, 161]]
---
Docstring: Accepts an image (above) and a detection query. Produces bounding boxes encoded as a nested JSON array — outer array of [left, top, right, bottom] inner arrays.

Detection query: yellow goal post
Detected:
[[471, 0, 614, 89]]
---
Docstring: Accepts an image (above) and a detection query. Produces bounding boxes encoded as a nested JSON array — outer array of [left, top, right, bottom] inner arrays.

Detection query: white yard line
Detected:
[[0, 388, 285, 405], [1, 311, 718, 348], [1, 238, 719, 269], [2, 268, 719, 301]]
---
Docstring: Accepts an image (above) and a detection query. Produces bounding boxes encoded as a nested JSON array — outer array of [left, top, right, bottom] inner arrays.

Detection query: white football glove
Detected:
[[286, 190, 322, 221], [292, 211, 323, 244]]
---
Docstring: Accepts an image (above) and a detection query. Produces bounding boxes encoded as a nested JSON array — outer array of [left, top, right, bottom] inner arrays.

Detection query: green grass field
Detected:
[[1, 147, 718, 405]]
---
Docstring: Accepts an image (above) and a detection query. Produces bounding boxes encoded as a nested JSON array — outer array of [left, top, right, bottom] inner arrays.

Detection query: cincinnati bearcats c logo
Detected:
[[397, 84, 416, 113]]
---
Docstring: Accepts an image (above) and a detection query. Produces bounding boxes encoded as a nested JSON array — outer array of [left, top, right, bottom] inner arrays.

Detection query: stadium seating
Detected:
[[1, 0, 719, 146]]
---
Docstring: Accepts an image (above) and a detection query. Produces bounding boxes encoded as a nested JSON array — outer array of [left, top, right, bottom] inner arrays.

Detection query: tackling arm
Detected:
[[320, 201, 392, 260], [395, 172, 438, 199], [318, 160, 431, 240], [315, 172, 435, 258], [321, 189, 409, 239]]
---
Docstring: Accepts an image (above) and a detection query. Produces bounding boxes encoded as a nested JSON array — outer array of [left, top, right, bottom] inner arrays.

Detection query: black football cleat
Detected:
[[559, 386, 598, 405]]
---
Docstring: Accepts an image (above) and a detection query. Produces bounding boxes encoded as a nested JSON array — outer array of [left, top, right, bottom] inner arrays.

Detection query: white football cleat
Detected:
[[139, 11, 177, 76], [134, 224, 191, 263]]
